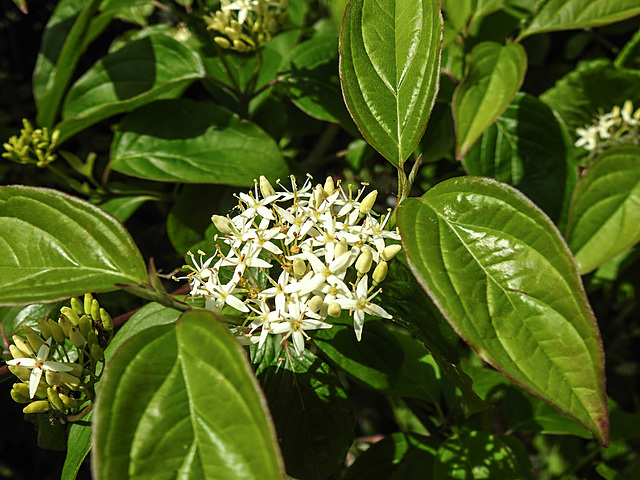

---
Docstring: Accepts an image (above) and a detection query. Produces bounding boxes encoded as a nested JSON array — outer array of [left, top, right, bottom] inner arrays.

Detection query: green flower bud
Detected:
[[324, 176, 335, 196], [70, 297, 84, 316], [84, 293, 94, 317], [59, 372, 82, 389], [21, 325, 44, 353], [313, 184, 324, 209], [327, 302, 342, 318], [9, 365, 31, 382], [381, 244, 402, 262], [23, 400, 50, 414], [259, 175, 276, 198], [91, 343, 104, 362], [69, 327, 85, 349], [100, 308, 114, 332], [61, 306, 80, 326], [10, 388, 30, 404], [232, 39, 249, 52], [372, 260, 388, 285], [214, 36, 231, 49], [293, 257, 307, 278], [335, 238, 348, 258], [45, 370, 61, 386], [9, 345, 26, 360], [47, 387, 66, 411], [308, 295, 324, 313], [63, 363, 84, 378], [359, 190, 378, 215], [86, 330, 99, 349], [12, 335, 34, 357], [91, 299, 100, 322], [79, 315, 93, 338], [356, 247, 373, 274], [211, 215, 234, 235], [59, 392, 79, 409], [12, 382, 30, 398], [58, 315, 71, 336], [38, 318, 52, 340], [48, 318, 66, 343]]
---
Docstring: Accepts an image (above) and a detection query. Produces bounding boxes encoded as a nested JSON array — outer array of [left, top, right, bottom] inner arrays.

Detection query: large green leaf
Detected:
[[33, 0, 103, 128], [567, 145, 640, 274], [453, 41, 527, 159], [520, 0, 640, 38], [397, 176, 609, 445], [0, 186, 147, 306], [93, 310, 284, 479], [339, 0, 443, 166], [463, 92, 577, 228], [62, 413, 92, 480], [109, 99, 288, 186], [252, 338, 354, 480], [56, 35, 205, 143]]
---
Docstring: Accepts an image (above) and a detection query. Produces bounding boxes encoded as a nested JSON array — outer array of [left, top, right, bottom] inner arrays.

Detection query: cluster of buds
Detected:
[[2, 118, 59, 167], [181, 175, 401, 357], [5, 294, 113, 418], [204, 0, 289, 53], [575, 100, 640, 156]]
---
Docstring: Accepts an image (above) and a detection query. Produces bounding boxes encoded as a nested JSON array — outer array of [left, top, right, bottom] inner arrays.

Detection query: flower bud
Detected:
[[84, 293, 94, 317], [47, 387, 66, 411], [91, 299, 101, 322], [10, 388, 30, 404], [356, 247, 373, 274], [335, 238, 349, 258], [79, 315, 93, 338], [359, 190, 378, 215], [259, 175, 276, 197], [324, 176, 335, 196], [70, 297, 84, 316], [381, 244, 402, 262], [308, 295, 324, 313], [214, 36, 231, 48], [38, 318, 52, 340], [623, 100, 633, 118], [61, 306, 80, 326], [58, 315, 71, 336], [87, 329, 99, 348], [372, 261, 388, 285], [9, 365, 31, 382], [13, 382, 30, 398], [293, 257, 306, 278], [63, 363, 84, 377], [46, 370, 61, 386], [69, 327, 85, 349], [91, 343, 105, 362], [59, 392, 79, 409], [212, 215, 234, 235], [100, 308, 114, 332], [9, 344, 26, 360], [23, 400, 50, 414], [12, 335, 34, 357], [22, 326, 44, 353], [48, 318, 66, 343], [327, 302, 342, 318], [59, 372, 82, 389], [313, 184, 324, 209]]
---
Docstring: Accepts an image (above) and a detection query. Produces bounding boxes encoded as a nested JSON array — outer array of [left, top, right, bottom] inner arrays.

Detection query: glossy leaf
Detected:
[[98, 195, 154, 223], [0, 304, 57, 335], [0, 186, 147, 306], [567, 145, 640, 274], [340, 0, 443, 166], [110, 99, 288, 186], [463, 92, 577, 228], [94, 310, 284, 479], [56, 35, 205, 143], [62, 414, 92, 480], [453, 41, 527, 159], [33, 0, 102, 128], [343, 433, 438, 480], [397, 177, 609, 445], [521, 0, 640, 38], [253, 337, 354, 480]]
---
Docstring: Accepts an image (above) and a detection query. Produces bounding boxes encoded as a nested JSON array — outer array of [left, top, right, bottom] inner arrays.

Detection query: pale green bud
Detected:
[[84, 293, 94, 317], [69, 327, 85, 349], [59, 392, 79, 409], [356, 247, 373, 274], [214, 36, 231, 49], [79, 315, 93, 338], [372, 261, 388, 285], [359, 190, 378, 215], [45, 370, 61, 386], [100, 308, 114, 332], [48, 318, 66, 343], [61, 306, 80, 326], [335, 238, 349, 258], [70, 297, 84, 316], [327, 302, 342, 318], [59, 372, 82, 389], [233, 39, 249, 52], [63, 363, 84, 377], [22, 325, 44, 353], [324, 176, 335, 196], [12, 382, 30, 398], [91, 299, 100, 322], [211, 215, 234, 235], [10, 388, 30, 404], [381, 244, 402, 262], [308, 295, 324, 313], [91, 343, 104, 362], [23, 400, 50, 414], [58, 315, 71, 336], [9, 365, 31, 382], [293, 257, 307, 278], [259, 175, 276, 197], [38, 318, 52, 340], [86, 330, 99, 349], [47, 387, 66, 411], [313, 184, 324, 209], [623, 100, 633, 118], [9, 345, 26, 360], [12, 335, 34, 357]]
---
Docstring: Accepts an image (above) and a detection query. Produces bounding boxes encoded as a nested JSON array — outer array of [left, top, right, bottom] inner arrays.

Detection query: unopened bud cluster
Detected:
[[181, 175, 401, 357], [6, 294, 113, 418], [2, 119, 59, 167], [575, 100, 640, 156], [204, 0, 289, 52]]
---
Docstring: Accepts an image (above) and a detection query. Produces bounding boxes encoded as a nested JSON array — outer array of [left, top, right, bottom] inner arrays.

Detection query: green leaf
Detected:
[[0, 304, 57, 335], [94, 310, 284, 479], [110, 99, 288, 186], [98, 195, 154, 223], [520, 0, 640, 38], [33, 0, 103, 128], [0, 186, 147, 306], [434, 429, 532, 479], [463, 92, 577, 228], [339, 0, 443, 166], [253, 337, 354, 480], [343, 433, 439, 480], [453, 41, 527, 159], [397, 176, 609, 445], [540, 59, 640, 135], [567, 145, 640, 274], [56, 35, 205, 143], [62, 414, 92, 480]]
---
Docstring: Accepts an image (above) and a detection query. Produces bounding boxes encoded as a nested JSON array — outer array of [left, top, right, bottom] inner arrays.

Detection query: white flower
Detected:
[[222, 0, 259, 24], [6, 338, 73, 398], [336, 276, 391, 341]]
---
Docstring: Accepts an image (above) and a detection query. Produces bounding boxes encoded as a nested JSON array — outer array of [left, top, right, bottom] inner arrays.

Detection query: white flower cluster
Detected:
[[184, 175, 401, 357], [575, 100, 640, 153]]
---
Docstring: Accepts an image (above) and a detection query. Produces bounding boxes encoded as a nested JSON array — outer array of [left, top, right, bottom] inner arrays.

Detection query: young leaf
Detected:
[[56, 35, 205, 143], [567, 145, 640, 274], [463, 92, 577, 228], [109, 99, 288, 186], [520, 0, 640, 38], [252, 338, 354, 480], [339, 0, 443, 167], [453, 42, 527, 159], [0, 186, 147, 306], [62, 414, 92, 480], [93, 310, 285, 479], [397, 176, 609, 445]]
